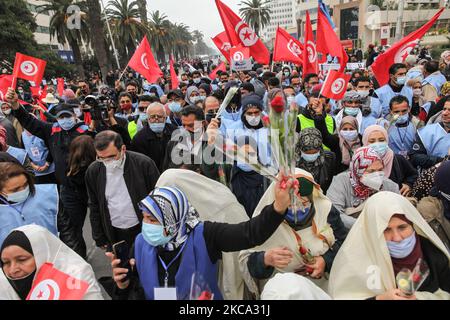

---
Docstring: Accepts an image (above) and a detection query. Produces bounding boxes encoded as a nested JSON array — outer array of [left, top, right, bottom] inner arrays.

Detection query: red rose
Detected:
[[306, 266, 314, 274], [299, 246, 308, 255], [262, 115, 270, 126], [412, 273, 422, 283], [270, 96, 285, 113]]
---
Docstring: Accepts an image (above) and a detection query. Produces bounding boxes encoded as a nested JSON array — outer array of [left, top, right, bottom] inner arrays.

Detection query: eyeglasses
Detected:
[[148, 114, 166, 120]]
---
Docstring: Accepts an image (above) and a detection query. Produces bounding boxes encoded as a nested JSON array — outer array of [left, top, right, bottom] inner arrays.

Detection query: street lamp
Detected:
[[100, 0, 121, 69]]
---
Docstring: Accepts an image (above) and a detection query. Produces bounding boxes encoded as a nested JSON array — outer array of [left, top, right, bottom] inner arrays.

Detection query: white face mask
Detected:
[[245, 115, 261, 127], [413, 88, 422, 96], [2, 108, 11, 116], [73, 107, 82, 118], [360, 171, 385, 190]]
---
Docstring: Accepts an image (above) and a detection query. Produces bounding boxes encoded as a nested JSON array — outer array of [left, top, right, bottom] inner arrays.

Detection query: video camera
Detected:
[[84, 95, 112, 121]]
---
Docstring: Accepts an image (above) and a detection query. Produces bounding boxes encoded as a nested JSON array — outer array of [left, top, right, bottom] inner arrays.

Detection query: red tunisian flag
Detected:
[[0, 74, 13, 101], [273, 27, 303, 65], [215, 0, 270, 64], [12, 53, 47, 88], [30, 85, 47, 101], [128, 36, 163, 83], [212, 31, 232, 62], [303, 11, 318, 77], [230, 45, 250, 62], [26, 263, 89, 300], [372, 8, 445, 86], [320, 69, 351, 100], [316, 10, 347, 71], [57, 78, 64, 97], [209, 61, 227, 79], [169, 56, 179, 90]]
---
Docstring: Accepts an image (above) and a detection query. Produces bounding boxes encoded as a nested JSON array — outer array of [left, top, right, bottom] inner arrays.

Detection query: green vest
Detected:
[[298, 114, 334, 151], [128, 121, 138, 140]]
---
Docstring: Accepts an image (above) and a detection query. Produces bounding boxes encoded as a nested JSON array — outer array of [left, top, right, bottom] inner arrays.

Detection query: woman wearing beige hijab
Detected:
[[329, 191, 450, 300]]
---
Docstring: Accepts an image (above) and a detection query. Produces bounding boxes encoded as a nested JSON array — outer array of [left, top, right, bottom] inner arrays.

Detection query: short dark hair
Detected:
[[94, 130, 124, 151], [304, 73, 319, 83], [389, 95, 409, 110], [354, 76, 371, 86], [126, 80, 138, 88], [291, 75, 300, 81], [192, 71, 201, 77], [424, 60, 439, 74], [268, 77, 280, 87], [389, 63, 406, 75], [0, 162, 35, 196], [181, 105, 205, 121], [262, 72, 276, 82], [119, 92, 132, 101], [139, 94, 159, 103]]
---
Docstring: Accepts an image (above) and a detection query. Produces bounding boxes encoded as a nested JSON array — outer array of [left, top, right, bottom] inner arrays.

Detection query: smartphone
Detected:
[[112, 240, 131, 282]]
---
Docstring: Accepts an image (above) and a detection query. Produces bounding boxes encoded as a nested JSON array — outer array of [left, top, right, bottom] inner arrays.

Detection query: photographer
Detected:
[[84, 95, 131, 148]]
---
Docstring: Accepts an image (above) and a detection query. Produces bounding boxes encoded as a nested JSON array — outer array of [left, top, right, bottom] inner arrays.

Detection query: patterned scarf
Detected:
[[139, 187, 200, 251], [349, 146, 382, 200], [296, 127, 325, 180]]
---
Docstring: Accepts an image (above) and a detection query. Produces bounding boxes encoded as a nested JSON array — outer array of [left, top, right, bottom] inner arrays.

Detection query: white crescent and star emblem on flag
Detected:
[[232, 51, 245, 62], [221, 42, 231, 52], [331, 78, 345, 94], [141, 53, 150, 70], [287, 39, 302, 57], [306, 40, 317, 63], [395, 40, 419, 63], [235, 21, 258, 46], [28, 279, 61, 300], [20, 61, 38, 77]]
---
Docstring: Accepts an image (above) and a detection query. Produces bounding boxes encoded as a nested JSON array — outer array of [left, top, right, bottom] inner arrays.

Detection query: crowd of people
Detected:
[[0, 45, 449, 300]]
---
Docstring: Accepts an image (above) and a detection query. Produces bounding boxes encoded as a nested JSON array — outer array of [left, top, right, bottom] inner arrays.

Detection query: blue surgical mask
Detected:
[[386, 232, 416, 259], [193, 78, 201, 84], [57, 117, 76, 131], [149, 122, 165, 133], [141, 222, 172, 247], [301, 151, 321, 163], [169, 102, 182, 113], [396, 76, 406, 86], [138, 113, 148, 122], [344, 107, 359, 116], [285, 206, 311, 225], [369, 142, 389, 157], [284, 71, 290, 77], [340, 129, 358, 141], [395, 114, 409, 125], [4, 185, 30, 203]]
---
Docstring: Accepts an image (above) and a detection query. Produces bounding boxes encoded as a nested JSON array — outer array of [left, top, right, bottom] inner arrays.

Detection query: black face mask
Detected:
[[5, 269, 36, 300], [205, 112, 216, 123]]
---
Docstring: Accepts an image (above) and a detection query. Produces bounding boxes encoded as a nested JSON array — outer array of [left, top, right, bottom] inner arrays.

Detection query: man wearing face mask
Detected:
[[86, 131, 160, 250], [410, 96, 450, 169], [190, 71, 203, 88], [295, 73, 319, 109], [387, 95, 423, 158], [374, 63, 413, 118], [130, 103, 176, 173], [0, 103, 20, 148], [126, 81, 140, 110], [127, 95, 158, 140], [421, 60, 447, 103], [166, 90, 186, 127], [354, 77, 382, 118]]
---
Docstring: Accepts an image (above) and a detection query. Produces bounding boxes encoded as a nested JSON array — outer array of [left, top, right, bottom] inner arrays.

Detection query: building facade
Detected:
[[261, 0, 297, 42]]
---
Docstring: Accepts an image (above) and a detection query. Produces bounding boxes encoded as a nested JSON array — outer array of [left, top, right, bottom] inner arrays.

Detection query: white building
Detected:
[[261, 0, 297, 42]]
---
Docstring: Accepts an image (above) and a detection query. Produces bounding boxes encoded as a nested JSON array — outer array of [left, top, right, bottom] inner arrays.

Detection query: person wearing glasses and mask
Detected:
[[130, 103, 176, 173], [374, 63, 414, 118], [86, 131, 160, 251]]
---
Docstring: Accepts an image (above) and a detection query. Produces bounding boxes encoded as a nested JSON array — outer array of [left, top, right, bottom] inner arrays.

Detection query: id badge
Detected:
[[154, 287, 177, 300], [31, 147, 40, 157]]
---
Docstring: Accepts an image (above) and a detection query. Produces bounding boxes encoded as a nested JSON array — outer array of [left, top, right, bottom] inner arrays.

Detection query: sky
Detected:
[[145, 0, 241, 48]]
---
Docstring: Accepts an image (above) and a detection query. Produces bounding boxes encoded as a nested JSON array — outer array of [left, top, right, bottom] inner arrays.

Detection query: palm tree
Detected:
[[171, 23, 193, 60], [239, 0, 271, 35], [106, 0, 147, 63], [86, 0, 111, 81], [148, 10, 171, 63], [36, 0, 90, 79], [136, 0, 147, 23]]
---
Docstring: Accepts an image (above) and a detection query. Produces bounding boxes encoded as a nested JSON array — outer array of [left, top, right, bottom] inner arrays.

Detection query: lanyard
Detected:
[[158, 240, 187, 288], [0, 197, 27, 221]]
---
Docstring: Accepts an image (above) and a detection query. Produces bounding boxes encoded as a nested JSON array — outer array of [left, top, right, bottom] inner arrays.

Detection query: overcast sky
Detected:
[[146, 0, 241, 48]]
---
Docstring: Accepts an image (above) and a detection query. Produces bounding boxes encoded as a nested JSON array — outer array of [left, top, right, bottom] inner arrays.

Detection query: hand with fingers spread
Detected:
[[105, 251, 135, 289], [264, 247, 294, 269]]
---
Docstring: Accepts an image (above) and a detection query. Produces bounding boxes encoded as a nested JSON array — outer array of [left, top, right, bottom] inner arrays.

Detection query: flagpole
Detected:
[[100, 0, 121, 70], [118, 64, 129, 81]]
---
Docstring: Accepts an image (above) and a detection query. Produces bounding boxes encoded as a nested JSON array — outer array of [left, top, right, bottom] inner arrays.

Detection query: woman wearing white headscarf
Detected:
[[239, 169, 347, 299], [329, 191, 450, 300], [0, 225, 103, 300]]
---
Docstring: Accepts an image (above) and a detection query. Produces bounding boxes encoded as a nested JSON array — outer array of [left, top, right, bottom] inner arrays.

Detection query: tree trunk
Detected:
[[68, 37, 85, 80], [86, 0, 111, 82], [136, 0, 148, 23]]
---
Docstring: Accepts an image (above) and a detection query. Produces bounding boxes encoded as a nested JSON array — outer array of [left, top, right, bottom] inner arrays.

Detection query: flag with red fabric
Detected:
[[57, 78, 64, 97], [215, 0, 270, 64], [212, 31, 232, 62], [169, 56, 179, 90], [273, 27, 303, 65], [316, 8, 347, 71], [128, 36, 163, 83], [320, 69, 351, 100], [12, 53, 47, 88], [302, 11, 318, 77], [230, 45, 250, 62], [0, 74, 13, 101], [371, 8, 444, 86], [209, 61, 227, 79], [26, 263, 89, 300]]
